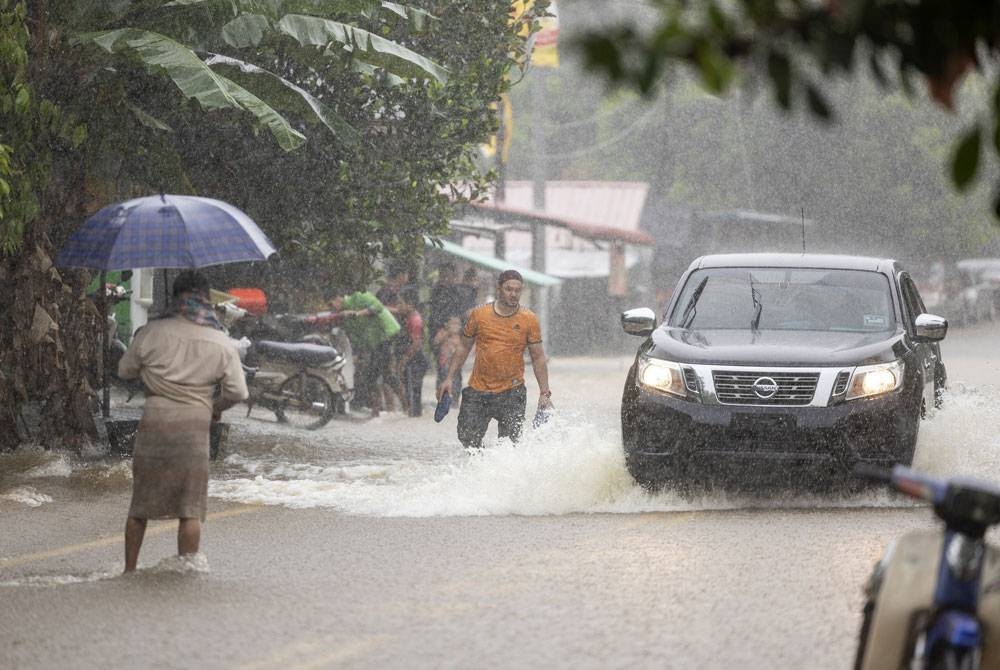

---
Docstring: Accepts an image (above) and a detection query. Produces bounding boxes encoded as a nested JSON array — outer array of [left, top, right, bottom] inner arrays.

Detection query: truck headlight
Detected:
[[637, 357, 686, 398], [846, 360, 904, 400]]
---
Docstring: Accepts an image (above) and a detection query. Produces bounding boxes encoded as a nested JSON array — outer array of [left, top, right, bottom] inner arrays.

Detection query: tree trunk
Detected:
[[0, 225, 101, 451]]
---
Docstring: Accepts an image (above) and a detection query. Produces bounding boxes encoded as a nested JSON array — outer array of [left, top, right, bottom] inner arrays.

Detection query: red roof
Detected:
[[467, 200, 654, 247]]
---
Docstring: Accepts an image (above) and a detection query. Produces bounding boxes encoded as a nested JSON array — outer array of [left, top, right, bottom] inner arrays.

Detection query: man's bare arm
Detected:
[[527, 341, 553, 408]]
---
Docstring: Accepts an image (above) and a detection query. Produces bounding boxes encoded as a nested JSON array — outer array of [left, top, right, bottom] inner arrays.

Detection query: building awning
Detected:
[[424, 237, 562, 287], [466, 201, 654, 246]]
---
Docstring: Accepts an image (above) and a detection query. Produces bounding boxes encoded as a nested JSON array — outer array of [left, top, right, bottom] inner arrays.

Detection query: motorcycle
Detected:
[[89, 283, 142, 399], [231, 312, 352, 430], [853, 464, 1000, 669]]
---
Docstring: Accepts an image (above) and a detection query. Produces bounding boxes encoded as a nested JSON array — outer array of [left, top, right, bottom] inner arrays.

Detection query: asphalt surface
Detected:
[[2, 321, 999, 669]]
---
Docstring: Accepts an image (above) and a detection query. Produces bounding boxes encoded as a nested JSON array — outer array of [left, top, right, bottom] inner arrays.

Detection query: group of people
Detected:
[[323, 261, 481, 419], [117, 264, 553, 571]]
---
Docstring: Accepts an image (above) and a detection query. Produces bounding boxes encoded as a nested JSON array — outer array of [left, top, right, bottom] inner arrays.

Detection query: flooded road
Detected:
[[2, 321, 1000, 669]]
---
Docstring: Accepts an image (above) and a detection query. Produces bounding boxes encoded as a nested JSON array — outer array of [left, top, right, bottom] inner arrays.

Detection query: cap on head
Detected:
[[497, 269, 523, 286], [172, 270, 210, 298]]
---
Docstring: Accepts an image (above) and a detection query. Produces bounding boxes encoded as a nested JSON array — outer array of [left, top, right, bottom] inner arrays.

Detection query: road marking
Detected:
[[236, 635, 385, 670], [0, 505, 260, 569], [633, 511, 698, 526]]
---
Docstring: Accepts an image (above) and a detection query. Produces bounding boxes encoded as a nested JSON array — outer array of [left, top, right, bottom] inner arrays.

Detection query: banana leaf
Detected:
[[277, 14, 448, 82], [164, 0, 435, 29], [206, 53, 361, 144], [73, 29, 306, 150]]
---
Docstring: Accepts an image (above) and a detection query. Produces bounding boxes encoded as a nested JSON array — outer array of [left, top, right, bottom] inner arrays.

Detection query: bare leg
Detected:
[[178, 518, 201, 557], [381, 383, 395, 412], [369, 380, 383, 417], [124, 516, 147, 573]]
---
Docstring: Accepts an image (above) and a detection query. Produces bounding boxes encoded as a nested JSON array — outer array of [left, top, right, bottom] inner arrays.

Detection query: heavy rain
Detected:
[[4, 2, 1000, 669]]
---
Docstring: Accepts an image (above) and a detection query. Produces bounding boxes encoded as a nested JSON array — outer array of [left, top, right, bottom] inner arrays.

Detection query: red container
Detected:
[[228, 287, 268, 316]]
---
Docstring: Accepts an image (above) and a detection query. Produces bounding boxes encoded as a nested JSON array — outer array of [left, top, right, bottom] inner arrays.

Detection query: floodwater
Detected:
[[5, 325, 1000, 518], [3, 326, 1000, 670]]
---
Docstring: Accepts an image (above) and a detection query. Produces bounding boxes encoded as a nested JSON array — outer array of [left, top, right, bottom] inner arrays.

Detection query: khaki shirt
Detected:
[[119, 316, 248, 411]]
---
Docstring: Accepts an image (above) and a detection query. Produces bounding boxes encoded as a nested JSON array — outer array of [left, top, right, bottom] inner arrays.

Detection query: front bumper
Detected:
[[624, 387, 914, 469]]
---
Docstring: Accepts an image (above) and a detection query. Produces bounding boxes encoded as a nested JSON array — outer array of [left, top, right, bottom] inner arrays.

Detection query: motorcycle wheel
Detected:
[[928, 645, 978, 670], [274, 372, 335, 430]]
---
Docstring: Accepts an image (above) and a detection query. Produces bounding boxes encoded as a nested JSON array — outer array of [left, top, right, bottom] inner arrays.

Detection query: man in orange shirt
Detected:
[[437, 269, 554, 448]]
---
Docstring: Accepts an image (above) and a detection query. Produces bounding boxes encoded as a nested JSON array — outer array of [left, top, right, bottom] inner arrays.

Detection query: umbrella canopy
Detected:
[[56, 194, 276, 270]]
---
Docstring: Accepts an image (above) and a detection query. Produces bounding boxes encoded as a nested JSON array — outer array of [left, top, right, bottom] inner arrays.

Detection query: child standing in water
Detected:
[[434, 315, 463, 407]]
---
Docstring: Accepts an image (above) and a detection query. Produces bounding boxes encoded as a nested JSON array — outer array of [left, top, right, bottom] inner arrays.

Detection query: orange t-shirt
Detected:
[[464, 303, 542, 393]]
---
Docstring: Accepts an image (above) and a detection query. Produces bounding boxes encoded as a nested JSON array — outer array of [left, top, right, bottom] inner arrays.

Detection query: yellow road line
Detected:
[[0, 505, 260, 569], [236, 635, 385, 670]]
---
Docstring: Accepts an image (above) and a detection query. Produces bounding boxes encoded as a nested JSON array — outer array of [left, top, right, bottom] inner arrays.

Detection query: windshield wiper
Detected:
[[680, 276, 709, 328], [750, 272, 763, 332]]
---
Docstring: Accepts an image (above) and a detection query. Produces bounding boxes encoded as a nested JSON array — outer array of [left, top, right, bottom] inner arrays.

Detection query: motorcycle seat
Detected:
[[255, 340, 343, 366]]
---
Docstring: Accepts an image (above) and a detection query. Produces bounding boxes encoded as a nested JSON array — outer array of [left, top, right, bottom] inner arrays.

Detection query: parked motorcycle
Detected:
[[853, 464, 1000, 669], [89, 283, 142, 399], [233, 313, 352, 430]]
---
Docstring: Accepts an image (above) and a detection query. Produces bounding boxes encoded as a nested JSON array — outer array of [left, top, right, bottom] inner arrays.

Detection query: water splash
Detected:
[[0, 486, 53, 507], [0, 570, 118, 587], [146, 552, 210, 574], [208, 385, 1000, 517], [0, 554, 209, 587]]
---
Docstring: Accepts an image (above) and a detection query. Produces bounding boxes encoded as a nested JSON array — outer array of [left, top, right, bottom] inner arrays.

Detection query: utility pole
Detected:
[[495, 96, 507, 261], [529, 67, 549, 344]]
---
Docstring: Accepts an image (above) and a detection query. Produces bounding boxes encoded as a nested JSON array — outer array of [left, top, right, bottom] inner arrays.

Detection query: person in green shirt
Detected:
[[328, 288, 400, 417]]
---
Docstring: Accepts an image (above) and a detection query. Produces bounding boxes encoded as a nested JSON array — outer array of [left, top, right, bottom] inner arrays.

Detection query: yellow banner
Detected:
[[511, 0, 558, 68]]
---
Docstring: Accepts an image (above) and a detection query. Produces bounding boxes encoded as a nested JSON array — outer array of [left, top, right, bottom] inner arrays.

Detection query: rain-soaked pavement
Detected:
[[2, 321, 1000, 669]]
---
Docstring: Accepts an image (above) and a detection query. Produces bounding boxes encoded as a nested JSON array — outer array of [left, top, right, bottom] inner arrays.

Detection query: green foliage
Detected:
[[166, 0, 545, 292], [573, 0, 1000, 217], [952, 126, 981, 191], [0, 1, 76, 254], [274, 14, 448, 83], [506, 2, 996, 265]]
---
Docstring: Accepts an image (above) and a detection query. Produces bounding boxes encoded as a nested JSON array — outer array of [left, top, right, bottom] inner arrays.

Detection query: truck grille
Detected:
[[712, 371, 820, 406]]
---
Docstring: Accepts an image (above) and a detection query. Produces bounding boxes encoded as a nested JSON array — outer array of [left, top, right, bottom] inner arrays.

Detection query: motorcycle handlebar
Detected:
[[853, 463, 945, 505], [852, 463, 892, 483], [857, 463, 1000, 530]]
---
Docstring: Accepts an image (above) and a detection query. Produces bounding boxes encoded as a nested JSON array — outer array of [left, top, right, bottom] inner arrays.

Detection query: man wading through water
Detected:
[[118, 270, 248, 572], [436, 269, 554, 449]]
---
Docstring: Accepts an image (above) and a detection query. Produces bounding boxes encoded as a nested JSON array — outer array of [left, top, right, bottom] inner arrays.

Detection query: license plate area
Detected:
[[728, 413, 797, 438]]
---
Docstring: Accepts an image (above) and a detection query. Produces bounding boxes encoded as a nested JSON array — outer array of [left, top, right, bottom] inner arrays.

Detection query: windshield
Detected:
[[668, 267, 896, 332]]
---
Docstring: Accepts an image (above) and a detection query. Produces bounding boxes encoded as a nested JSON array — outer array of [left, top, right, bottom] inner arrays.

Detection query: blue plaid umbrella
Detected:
[[56, 194, 276, 270]]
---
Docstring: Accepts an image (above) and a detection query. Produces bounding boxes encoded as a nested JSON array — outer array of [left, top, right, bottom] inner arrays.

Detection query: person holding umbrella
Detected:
[[118, 270, 248, 572]]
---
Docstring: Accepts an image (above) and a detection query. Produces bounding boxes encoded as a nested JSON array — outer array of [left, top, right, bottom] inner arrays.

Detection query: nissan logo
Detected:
[[752, 377, 779, 399]]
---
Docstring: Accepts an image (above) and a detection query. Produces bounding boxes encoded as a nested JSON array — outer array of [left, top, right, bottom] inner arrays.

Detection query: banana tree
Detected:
[[0, 0, 450, 450], [66, 0, 448, 150]]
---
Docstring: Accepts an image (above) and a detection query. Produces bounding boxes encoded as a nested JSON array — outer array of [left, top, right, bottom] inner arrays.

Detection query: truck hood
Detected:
[[648, 327, 905, 367]]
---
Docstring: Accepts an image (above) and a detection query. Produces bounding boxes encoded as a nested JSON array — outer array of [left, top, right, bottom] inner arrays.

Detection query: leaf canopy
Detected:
[[74, 28, 307, 149]]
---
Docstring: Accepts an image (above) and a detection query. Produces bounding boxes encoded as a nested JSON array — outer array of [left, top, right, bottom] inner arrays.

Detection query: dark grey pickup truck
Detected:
[[620, 253, 948, 490]]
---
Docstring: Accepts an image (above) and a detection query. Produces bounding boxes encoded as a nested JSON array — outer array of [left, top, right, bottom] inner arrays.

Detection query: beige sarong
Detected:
[[128, 396, 212, 521]]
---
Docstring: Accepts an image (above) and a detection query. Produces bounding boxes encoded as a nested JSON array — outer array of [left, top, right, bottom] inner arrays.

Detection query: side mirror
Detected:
[[621, 307, 656, 337], [914, 313, 947, 342]]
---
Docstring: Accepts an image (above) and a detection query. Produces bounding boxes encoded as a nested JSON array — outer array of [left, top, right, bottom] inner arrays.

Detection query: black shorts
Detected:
[[456, 385, 527, 449]]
